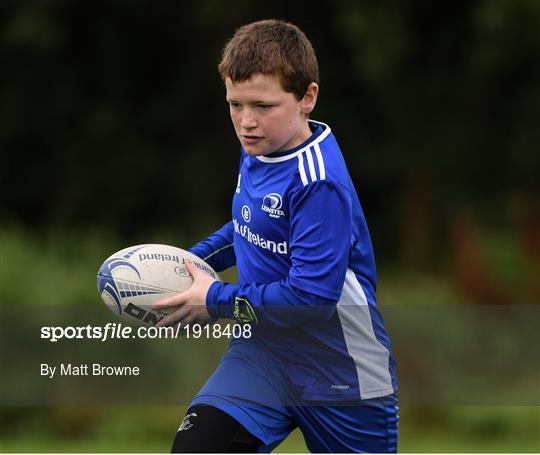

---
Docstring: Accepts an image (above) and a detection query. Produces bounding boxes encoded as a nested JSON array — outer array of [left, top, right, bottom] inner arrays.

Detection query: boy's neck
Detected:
[[260, 120, 323, 159], [294, 120, 313, 149]]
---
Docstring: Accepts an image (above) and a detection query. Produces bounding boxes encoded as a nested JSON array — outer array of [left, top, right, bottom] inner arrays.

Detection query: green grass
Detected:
[[1, 406, 538, 452]]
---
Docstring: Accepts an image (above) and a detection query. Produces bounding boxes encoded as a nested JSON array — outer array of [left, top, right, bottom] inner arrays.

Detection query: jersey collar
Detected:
[[253, 120, 332, 163]]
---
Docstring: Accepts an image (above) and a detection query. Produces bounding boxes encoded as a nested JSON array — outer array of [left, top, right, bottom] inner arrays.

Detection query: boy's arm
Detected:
[[188, 222, 236, 273], [206, 180, 352, 327]]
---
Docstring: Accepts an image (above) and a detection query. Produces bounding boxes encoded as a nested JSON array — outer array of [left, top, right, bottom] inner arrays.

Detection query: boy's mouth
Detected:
[[241, 135, 263, 144]]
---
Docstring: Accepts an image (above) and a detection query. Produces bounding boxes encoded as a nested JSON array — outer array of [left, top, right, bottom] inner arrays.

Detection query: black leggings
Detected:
[[171, 405, 262, 453]]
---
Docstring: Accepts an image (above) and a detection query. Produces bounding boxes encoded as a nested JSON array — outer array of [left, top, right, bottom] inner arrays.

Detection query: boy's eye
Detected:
[[257, 104, 272, 110]]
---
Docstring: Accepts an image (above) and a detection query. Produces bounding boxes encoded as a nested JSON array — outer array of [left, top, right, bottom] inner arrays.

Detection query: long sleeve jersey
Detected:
[[189, 120, 397, 401]]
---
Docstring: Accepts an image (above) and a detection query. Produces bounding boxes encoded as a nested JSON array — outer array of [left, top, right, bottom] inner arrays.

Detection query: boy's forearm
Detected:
[[206, 278, 338, 327]]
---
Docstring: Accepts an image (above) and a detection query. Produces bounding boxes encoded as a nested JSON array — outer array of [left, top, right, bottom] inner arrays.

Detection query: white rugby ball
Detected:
[[97, 244, 220, 327]]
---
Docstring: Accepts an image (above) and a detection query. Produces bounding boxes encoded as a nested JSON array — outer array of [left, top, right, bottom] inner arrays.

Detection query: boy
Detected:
[[154, 19, 398, 453]]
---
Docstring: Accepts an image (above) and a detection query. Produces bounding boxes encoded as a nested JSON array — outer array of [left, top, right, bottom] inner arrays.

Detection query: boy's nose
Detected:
[[240, 111, 258, 129]]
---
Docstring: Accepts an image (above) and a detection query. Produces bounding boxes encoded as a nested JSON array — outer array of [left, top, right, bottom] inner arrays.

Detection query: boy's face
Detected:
[[225, 74, 318, 156]]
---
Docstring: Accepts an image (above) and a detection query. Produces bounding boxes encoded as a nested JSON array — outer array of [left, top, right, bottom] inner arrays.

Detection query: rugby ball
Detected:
[[97, 244, 220, 327]]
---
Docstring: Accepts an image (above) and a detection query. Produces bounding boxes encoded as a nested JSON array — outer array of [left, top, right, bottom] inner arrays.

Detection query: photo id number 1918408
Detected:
[[182, 323, 252, 339]]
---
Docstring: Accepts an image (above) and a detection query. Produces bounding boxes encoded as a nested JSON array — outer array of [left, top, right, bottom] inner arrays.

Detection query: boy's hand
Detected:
[[152, 260, 216, 327]]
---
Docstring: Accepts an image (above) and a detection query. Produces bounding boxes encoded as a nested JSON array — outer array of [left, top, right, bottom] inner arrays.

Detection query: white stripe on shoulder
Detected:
[[314, 143, 326, 180], [305, 148, 317, 182], [297, 153, 309, 186]]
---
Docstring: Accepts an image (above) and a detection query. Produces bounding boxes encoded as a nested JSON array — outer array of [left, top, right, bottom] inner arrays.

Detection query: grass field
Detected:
[[1, 406, 538, 452]]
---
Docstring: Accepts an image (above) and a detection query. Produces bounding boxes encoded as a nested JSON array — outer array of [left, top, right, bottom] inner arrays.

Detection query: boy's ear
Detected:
[[302, 82, 319, 115]]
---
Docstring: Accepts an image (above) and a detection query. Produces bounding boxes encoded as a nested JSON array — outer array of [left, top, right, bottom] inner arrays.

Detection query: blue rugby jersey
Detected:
[[189, 120, 397, 401]]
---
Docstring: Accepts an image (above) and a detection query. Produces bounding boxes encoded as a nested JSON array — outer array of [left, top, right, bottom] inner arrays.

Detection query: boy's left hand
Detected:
[[152, 259, 216, 327]]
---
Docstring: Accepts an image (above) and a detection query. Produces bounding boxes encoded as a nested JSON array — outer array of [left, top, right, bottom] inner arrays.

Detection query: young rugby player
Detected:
[[154, 19, 398, 453]]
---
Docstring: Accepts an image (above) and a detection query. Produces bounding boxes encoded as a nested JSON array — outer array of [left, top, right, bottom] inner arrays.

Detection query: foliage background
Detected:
[[1, 0, 539, 452]]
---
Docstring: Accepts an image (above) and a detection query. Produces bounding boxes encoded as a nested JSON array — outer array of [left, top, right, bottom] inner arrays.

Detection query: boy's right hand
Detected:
[[151, 260, 216, 328]]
